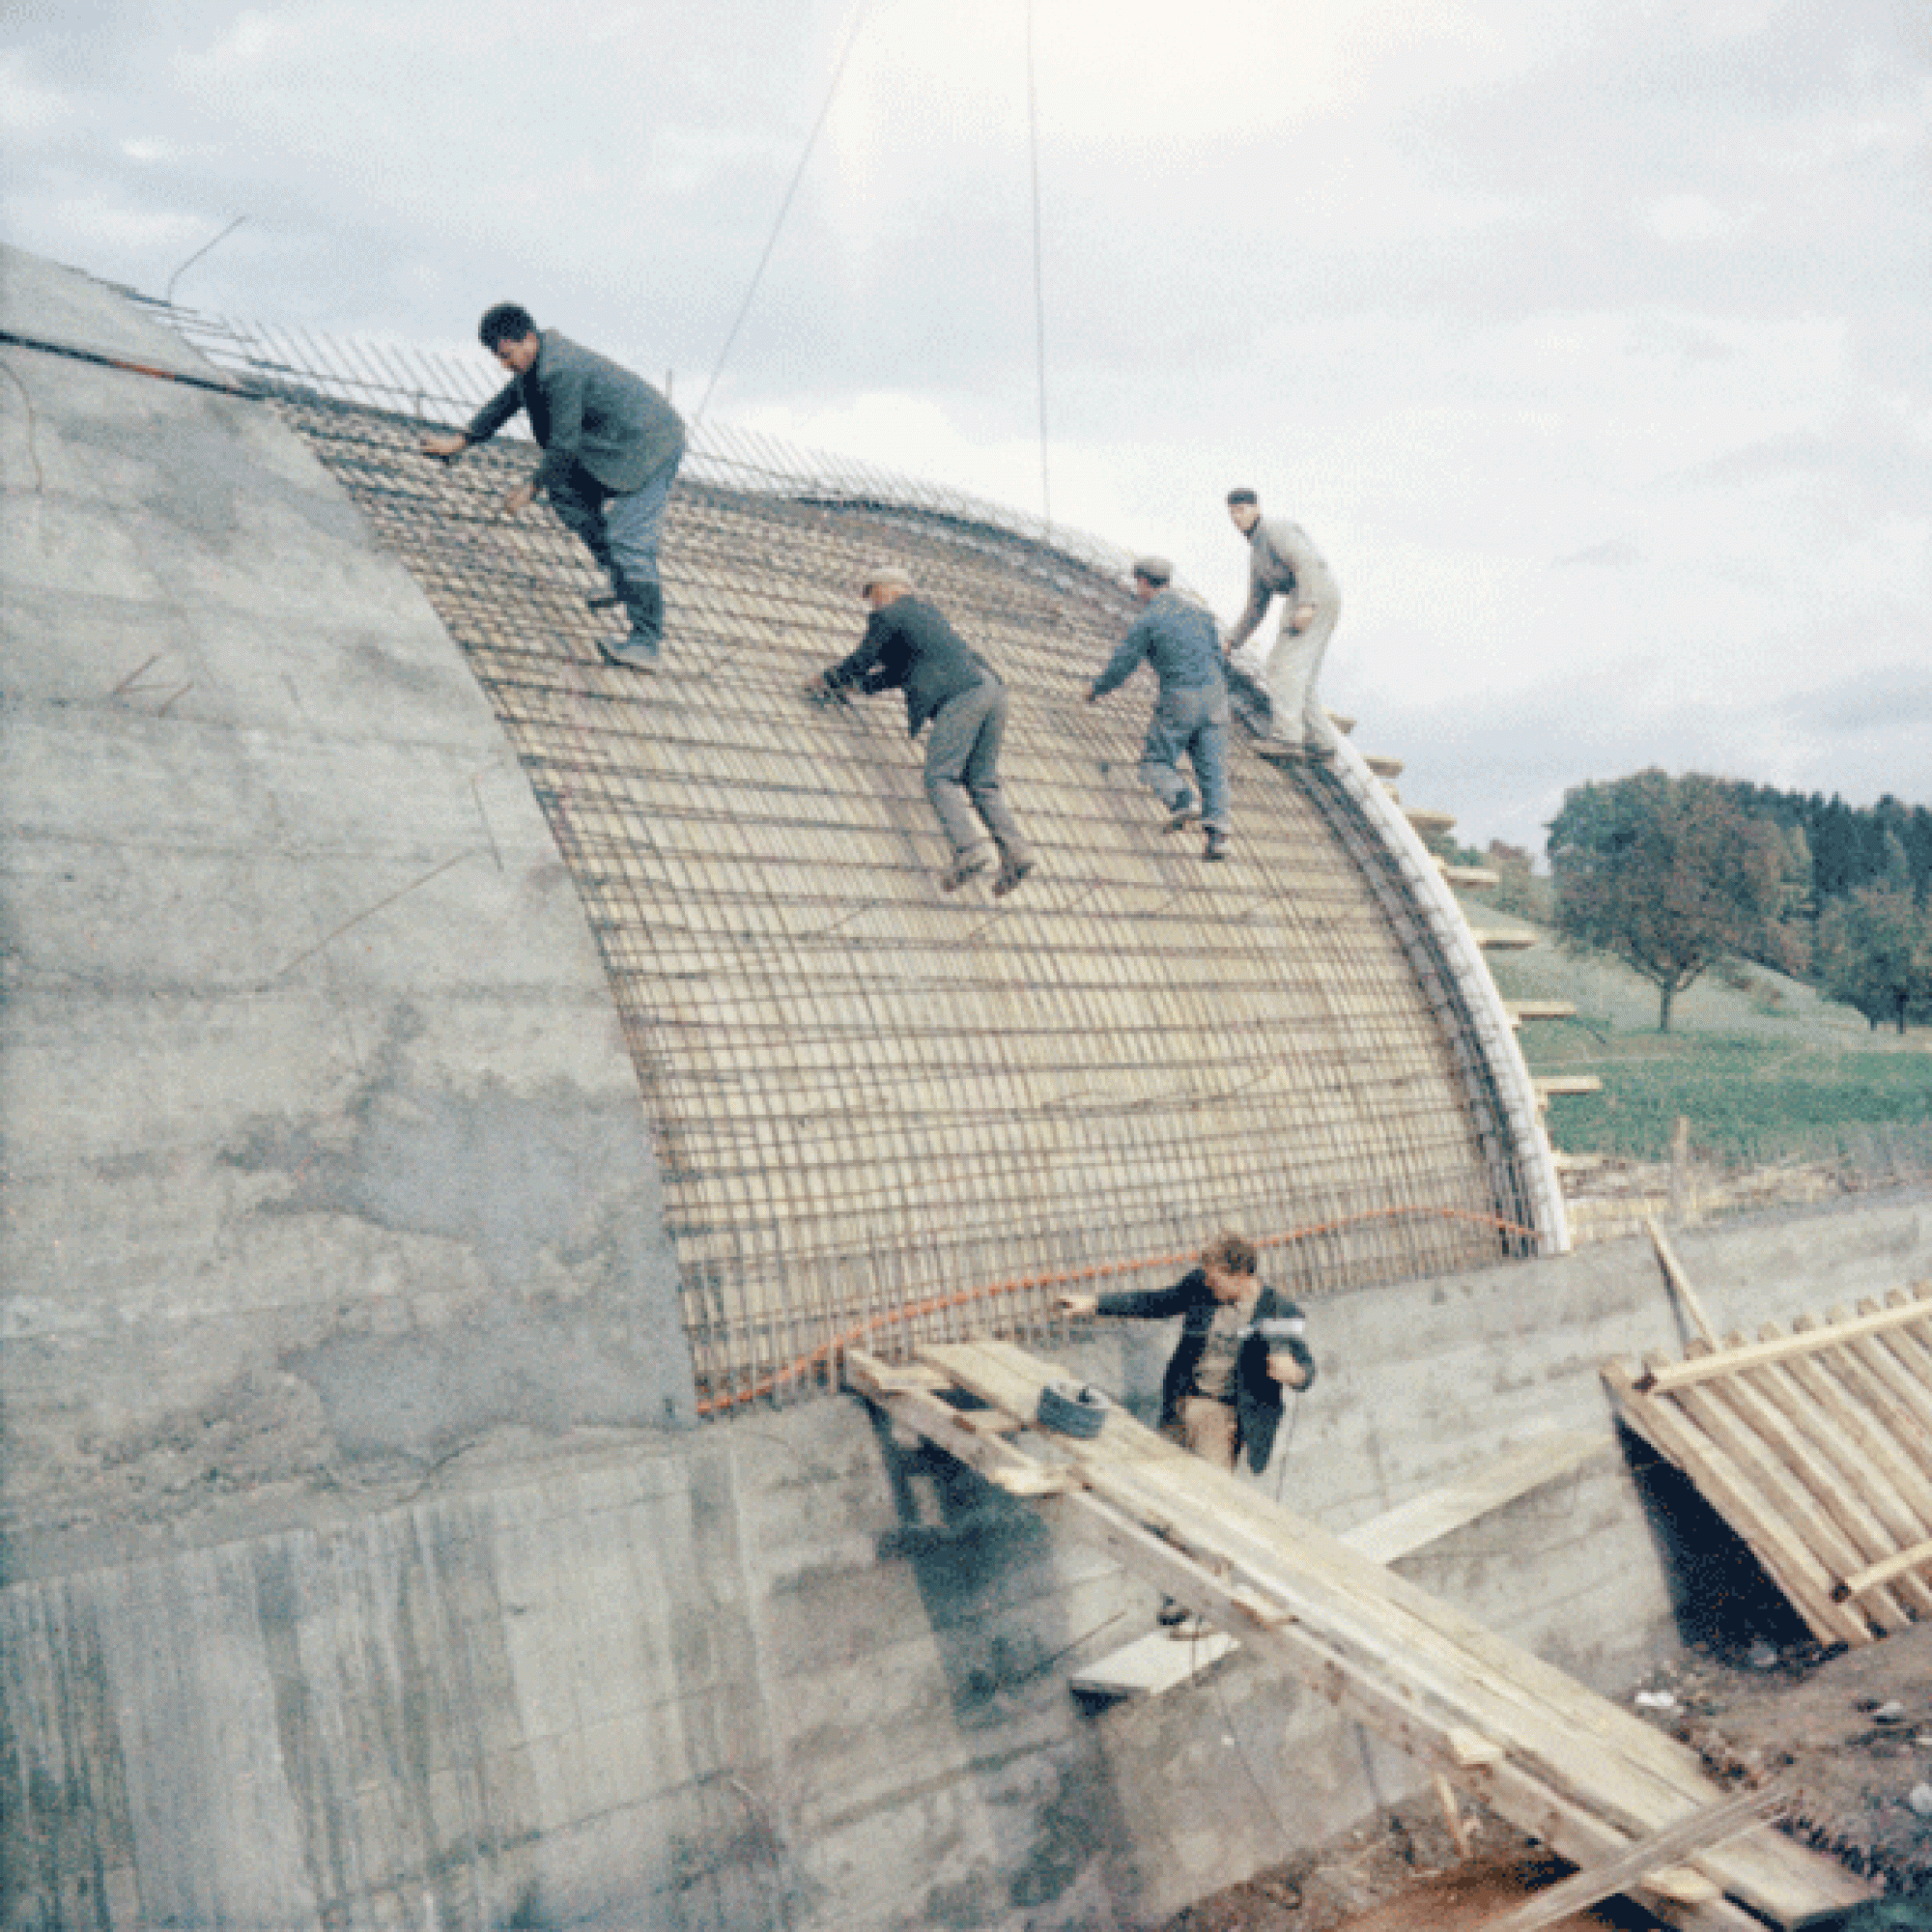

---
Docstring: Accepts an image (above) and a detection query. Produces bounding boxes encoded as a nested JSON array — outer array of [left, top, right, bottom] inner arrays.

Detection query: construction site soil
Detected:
[[1162, 1623, 1932, 1932]]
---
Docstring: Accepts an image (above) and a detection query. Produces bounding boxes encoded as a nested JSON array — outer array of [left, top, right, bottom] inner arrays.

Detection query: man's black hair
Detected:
[[479, 302, 539, 351]]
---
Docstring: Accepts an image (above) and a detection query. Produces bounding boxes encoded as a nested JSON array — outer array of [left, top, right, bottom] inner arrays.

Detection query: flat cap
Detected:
[[1131, 555, 1174, 584], [860, 563, 915, 595]]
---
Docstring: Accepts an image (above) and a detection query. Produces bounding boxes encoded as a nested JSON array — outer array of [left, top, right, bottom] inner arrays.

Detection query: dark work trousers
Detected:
[[923, 680, 1029, 863]]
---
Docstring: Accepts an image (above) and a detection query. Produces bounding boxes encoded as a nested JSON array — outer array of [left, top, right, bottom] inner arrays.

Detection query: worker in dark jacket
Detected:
[[421, 302, 685, 671], [808, 565, 1035, 896], [1088, 555, 1233, 863], [1063, 1230, 1314, 1478], [1063, 1230, 1314, 1634]]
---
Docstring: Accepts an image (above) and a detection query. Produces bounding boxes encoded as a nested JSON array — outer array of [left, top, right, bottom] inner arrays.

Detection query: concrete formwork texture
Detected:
[[5, 246, 1927, 1928]]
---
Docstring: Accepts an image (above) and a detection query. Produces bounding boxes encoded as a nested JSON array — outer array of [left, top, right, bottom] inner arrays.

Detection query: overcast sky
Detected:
[[5, 0, 1928, 851]]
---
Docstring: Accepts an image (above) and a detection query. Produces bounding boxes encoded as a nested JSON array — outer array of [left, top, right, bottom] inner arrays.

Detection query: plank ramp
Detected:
[[1071, 1429, 1604, 1700], [850, 1340, 1868, 1932], [1603, 1284, 1932, 1647]]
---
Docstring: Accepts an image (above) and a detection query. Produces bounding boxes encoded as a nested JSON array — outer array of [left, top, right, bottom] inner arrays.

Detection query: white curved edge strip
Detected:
[[1315, 722, 1571, 1256]]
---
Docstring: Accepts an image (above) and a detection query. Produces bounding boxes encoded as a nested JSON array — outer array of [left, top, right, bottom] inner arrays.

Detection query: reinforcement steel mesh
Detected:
[[174, 314, 1544, 1412]]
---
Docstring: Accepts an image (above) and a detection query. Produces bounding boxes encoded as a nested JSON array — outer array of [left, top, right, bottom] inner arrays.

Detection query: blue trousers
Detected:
[[547, 454, 681, 646], [1139, 685, 1230, 832]]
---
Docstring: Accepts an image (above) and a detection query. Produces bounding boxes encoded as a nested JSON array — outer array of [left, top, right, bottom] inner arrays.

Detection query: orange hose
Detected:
[[693, 1204, 1538, 1416]]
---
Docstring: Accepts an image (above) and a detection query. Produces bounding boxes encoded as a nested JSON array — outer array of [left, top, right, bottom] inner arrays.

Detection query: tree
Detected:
[[1814, 884, 1932, 1033], [1484, 839, 1548, 923], [1547, 770, 1788, 1032]]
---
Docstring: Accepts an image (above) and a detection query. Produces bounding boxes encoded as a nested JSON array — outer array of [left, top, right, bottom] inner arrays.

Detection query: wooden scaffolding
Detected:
[[1605, 1280, 1932, 1647], [851, 1337, 1870, 1932]]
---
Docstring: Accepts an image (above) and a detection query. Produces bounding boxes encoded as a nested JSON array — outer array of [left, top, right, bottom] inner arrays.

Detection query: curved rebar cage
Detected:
[[163, 307, 1556, 1414]]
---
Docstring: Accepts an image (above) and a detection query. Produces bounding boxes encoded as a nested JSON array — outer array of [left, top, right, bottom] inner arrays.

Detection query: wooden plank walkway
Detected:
[[1604, 1284, 1932, 1647], [1072, 1430, 1604, 1701], [850, 1340, 1869, 1932]]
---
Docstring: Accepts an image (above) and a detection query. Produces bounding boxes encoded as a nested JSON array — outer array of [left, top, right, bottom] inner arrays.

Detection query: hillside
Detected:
[[1454, 892, 1932, 1168]]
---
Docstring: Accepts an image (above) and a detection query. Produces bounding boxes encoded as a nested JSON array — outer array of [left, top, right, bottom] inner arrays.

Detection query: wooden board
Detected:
[[854, 1338, 1869, 1932], [1479, 1785, 1788, 1932], [1604, 1284, 1932, 1646], [1342, 1433, 1606, 1566], [1074, 1431, 1605, 1700], [1068, 1627, 1239, 1699]]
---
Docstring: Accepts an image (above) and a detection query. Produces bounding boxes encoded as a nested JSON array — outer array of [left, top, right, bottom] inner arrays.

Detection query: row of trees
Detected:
[[1539, 770, 1932, 1033], [1719, 783, 1932, 910]]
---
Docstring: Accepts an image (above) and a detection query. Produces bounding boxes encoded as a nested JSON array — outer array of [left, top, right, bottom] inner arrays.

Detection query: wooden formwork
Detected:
[[1603, 1283, 1932, 1647], [851, 1338, 1869, 1932]]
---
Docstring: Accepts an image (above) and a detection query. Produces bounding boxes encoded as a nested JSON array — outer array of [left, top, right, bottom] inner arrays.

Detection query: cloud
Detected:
[[1792, 667, 1932, 737], [0, 0, 1924, 852], [1554, 539, 1644, 569]]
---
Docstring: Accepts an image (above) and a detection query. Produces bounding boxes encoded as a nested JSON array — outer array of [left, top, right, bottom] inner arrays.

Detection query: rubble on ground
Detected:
[[1164, 1624, 1932, 1932]]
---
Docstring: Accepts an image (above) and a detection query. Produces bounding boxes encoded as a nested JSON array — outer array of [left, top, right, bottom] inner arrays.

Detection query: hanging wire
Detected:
[[692, 0, 876, 432], [1025, 0, 1053, 529], [164, 214, 248, 305]]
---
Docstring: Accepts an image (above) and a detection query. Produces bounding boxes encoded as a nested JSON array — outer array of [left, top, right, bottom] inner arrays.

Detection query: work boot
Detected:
[[599, 632, 660, 671], [992, 847, 1036, 897], [1204, 827, 1231, 863], [1255, 738, 1307, 766], [1165, 801, 1202, 833], [939, 845, 997, 893], [603, 579, 664, 670]]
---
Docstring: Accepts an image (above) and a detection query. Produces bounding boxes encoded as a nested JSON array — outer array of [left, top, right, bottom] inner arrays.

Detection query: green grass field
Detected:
[[1462, 895, 1932, 1166]]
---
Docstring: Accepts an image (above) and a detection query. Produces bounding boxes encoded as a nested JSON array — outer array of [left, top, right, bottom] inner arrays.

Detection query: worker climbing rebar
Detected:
[[420, 302, 685, 672], [1088, 554, 1234, 864], [1222, 486, 1342, 763], [807, 564, 1036, 897]]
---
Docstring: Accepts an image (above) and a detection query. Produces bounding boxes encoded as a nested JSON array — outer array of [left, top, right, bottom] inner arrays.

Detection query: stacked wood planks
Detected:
[[849, 1338, 1870, 1932], [1604, 1284, 1932, 1647]]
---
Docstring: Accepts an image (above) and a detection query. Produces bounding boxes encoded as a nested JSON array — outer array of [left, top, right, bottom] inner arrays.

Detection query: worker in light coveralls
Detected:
[[1087, 554, 1233, 864], [1062, 1230, 1315, 1633], [1222, 486, 1342, 761], [421, 303, 685, 672]]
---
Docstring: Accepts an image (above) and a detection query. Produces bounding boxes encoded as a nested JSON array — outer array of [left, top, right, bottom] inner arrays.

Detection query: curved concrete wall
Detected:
[[0, 247, 693, 1545]]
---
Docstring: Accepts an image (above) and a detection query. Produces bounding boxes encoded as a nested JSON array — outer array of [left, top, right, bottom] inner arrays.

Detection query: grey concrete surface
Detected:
[[7, 1192, 1929, 1929], [8, 251, 1932, 1931], [1, 246, 694, 1548]]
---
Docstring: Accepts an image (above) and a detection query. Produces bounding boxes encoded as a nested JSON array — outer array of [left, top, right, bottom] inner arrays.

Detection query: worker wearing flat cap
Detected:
[[1087, 555, 1233, 862], [807, 565, 1035, 896]]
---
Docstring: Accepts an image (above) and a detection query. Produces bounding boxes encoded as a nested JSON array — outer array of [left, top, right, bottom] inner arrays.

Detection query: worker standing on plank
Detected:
[[1062, 1231, 1315, 1632], [421, 302, 685, 672], [807, 565, 1035, 897], [1088, 555, 1233, 864]]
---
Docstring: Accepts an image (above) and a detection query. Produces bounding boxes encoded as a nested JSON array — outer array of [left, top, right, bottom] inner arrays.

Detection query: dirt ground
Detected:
[[1161, 1625, 1932, 1932]]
